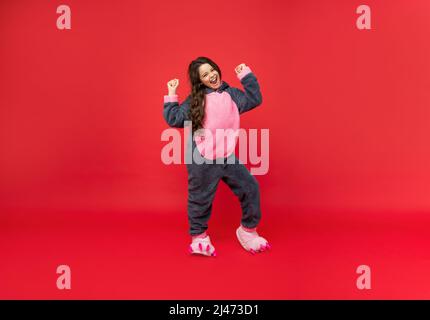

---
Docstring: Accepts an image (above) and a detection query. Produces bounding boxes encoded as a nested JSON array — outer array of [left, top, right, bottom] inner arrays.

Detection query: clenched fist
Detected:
[[235, 63, 247, 75], [167, 78, 179, 95]]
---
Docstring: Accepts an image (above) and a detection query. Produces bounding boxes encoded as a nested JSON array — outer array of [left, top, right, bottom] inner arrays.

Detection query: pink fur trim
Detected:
[[241, 225, 257, 233], [164, 95, 178, 103], [237, 66, 252, 80], [192, 231, 207, 240]]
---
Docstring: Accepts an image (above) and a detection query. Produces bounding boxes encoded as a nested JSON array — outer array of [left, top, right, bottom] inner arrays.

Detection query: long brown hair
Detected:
[[188, 57, 222, 133]]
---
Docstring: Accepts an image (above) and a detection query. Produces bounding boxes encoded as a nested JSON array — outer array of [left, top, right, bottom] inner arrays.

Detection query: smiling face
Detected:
[[198, 63, 221, 90]]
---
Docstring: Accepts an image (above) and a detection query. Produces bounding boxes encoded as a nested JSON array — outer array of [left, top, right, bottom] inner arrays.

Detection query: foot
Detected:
[[236, 225, 271, 254], [188, 235, 217, 257]]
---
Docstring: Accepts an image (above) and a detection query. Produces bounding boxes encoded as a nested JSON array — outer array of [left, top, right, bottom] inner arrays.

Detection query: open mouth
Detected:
[[209, 75, 218, 85]]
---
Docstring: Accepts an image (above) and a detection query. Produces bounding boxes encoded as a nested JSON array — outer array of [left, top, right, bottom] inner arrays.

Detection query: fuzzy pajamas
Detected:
[[163, 66, 270, 255], [186, 138, 261, 236]]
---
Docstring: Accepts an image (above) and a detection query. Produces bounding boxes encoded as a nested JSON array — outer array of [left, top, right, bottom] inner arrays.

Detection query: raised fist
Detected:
[[167, 78, 179, 94], [235, 63, 247, 75]]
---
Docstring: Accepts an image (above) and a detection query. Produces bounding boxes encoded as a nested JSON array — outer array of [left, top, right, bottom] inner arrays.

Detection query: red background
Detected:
[[1, 0, 430, 299]]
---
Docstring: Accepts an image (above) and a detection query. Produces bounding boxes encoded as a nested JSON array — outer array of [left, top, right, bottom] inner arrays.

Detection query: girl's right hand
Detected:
[[167, 79, 179, 95]]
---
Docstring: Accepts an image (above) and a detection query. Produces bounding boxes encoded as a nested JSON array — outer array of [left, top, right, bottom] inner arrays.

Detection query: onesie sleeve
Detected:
[[229, 66, 263, 114], [163, 94, 191, 127]]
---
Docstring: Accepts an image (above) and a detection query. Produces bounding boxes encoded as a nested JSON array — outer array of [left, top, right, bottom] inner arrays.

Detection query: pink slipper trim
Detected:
[[192, 231, 207, 240], [241, 225, 257, 233]]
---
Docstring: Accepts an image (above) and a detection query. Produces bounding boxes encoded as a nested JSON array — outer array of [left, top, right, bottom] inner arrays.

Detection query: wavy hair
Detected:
[[188, 57, 222, 133]]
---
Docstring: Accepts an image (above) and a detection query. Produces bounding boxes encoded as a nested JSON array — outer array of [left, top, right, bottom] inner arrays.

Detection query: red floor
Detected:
[[1, 205, 430, 299]]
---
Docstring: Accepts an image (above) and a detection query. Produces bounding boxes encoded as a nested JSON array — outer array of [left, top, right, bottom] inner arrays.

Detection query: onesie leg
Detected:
[[221, 155, 262, 229], [186, 159, 222, 237], [221, 155, 270, 254]]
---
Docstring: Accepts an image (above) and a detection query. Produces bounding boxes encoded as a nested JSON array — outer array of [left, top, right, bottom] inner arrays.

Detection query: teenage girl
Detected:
[[163, 56, 271, 256]]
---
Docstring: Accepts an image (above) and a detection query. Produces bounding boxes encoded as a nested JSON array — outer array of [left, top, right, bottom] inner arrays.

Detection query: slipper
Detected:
[[236, 226, 271, 254], [188, 235, 217, 257]]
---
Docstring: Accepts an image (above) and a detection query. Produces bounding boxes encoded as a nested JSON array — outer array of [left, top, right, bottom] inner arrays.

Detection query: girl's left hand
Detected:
[[235, 63, 247, 75]]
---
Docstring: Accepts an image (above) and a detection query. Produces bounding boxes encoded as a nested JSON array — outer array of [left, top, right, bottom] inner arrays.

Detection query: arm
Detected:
[[230, 66, 263, 114], [163, 78, 191, 127], [163, 94, 191, 128]]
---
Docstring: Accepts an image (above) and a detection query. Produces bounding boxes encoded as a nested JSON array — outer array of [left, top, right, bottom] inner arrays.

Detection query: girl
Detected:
[[163, 56, 270, 256]]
